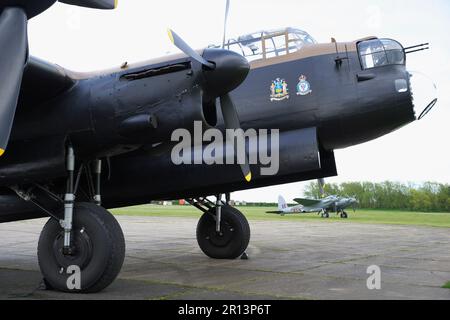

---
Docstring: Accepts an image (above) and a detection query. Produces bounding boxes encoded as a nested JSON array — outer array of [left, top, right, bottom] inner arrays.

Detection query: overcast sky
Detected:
[[28, 0, 450, 202]]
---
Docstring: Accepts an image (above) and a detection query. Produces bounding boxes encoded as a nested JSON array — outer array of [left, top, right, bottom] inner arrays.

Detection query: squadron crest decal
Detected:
[[270, 78, 289, 102], [296, 75, 312, 96]]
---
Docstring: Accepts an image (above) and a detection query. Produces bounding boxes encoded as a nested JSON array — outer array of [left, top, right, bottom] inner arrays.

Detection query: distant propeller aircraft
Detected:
[[267, 179, 359, 218], [0, 0, 437, 292], [268, 195, 359, 218]]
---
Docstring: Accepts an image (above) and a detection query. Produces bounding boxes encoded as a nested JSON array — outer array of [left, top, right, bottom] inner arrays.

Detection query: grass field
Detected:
[[443, 282, 450, 289], [112, 205, 450, 228]]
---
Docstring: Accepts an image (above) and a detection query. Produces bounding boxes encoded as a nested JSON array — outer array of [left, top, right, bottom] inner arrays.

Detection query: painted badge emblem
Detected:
[[270, 78, 289, 102], [296, 75, 312, 96]]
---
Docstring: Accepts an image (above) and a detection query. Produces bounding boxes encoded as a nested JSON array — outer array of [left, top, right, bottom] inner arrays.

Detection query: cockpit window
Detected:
[[223, 28, 317, 62], [358, 39, 405, 69]]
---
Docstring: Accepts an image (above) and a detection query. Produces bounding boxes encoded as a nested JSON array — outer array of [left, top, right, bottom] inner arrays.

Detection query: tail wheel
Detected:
[[196, 205, 250, 259], [38, 203, 125, 293]]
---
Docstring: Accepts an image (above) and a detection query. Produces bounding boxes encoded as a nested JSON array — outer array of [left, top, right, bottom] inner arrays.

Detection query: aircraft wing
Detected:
[[0, 0, 117, 157], [293, 198, 322, 207], [18, 56, 76, 108], [0, 56, 77, 186]]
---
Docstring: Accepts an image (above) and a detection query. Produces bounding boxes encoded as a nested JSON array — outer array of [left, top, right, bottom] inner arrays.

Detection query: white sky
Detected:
[[28, 0, 450, 202]]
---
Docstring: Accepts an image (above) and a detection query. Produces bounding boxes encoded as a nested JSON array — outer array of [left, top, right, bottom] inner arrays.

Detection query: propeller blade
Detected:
[[220, 94, 252, 182], [59, 0, 117, 9], [168, 29, 215, 70], [222, 0, 230, 48], [0, 8, 28, 156], [318, 178, 325, 198]]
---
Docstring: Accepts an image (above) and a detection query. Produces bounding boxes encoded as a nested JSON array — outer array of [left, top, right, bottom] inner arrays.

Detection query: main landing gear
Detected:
[[14, 146, 125, 293], [340, 211, 348, 219], [38, 203, 125, 293], [320, 210, 330, 219], [188, 195, 250, 260], [319, 210, 348, 219]]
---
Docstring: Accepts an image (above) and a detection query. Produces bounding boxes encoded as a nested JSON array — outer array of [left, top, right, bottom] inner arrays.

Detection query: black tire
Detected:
[[341, 212, 348, 219], [37, 203, 125, 293], [322, 212, 330, 219], [197, 205, 250, 259]]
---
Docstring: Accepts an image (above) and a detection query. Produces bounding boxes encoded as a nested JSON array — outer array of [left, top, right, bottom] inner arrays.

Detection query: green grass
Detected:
[[111, 205, 450, 228], [443, 282, 450, 289]]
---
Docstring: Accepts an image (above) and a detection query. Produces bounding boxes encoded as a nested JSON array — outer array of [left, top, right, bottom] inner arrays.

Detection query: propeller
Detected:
[[167, 29, 215, 70], [222, 0, 231, 48], [220, 94, 252, 182], [318, 178, 326, 198], [0, 8, 28, 157], [352, 197, 359, 212], [220, 0, 251, 182], [167, 2, 252, 182], [59, 0, 117, 10], [0, 0, 117, 157]]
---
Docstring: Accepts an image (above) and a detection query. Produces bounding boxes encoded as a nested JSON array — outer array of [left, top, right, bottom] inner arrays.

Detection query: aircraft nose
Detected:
[[408, 71, 438, 120], [201, 48, 250, 98]]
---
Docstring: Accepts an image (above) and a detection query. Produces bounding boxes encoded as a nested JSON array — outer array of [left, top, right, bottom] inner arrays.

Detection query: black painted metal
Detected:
[[0, 0, 56, 19], [0, 7, 28, 153], [0, 35, 417, 221]]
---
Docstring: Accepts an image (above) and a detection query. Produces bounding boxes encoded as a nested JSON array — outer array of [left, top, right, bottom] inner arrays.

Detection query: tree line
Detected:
[[303, 181, 450, 212]]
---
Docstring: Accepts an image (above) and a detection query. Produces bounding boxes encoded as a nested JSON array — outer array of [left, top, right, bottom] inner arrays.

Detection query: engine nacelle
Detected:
[[101, 127, 337, 208]]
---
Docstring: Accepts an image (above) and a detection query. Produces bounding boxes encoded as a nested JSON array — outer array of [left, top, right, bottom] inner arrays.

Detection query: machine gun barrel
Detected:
[[404, 43, 429, 54]]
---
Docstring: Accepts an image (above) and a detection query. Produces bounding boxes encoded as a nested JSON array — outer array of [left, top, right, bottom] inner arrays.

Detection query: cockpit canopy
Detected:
[[220, 27, 317, 62]]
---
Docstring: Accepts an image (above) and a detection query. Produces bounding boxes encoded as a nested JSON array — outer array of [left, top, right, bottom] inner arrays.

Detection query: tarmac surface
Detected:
[[0, 216, 449, 300]]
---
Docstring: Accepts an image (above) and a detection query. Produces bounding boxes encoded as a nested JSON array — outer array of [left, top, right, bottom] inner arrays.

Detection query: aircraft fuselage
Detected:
[[0, 38, 416, 219]]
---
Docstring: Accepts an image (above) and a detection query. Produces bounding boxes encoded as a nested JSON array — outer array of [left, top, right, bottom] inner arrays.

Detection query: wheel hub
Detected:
[[52, 227, 93, 270], [206, 222, 235, 247]]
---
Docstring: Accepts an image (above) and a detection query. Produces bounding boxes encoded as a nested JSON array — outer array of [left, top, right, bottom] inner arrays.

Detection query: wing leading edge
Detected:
[[18, 56, 76, 108], [293, 198, 322, 206]]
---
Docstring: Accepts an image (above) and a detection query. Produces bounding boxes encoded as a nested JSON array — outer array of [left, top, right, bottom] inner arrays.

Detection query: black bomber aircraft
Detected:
[[0, 0, 436, 292]]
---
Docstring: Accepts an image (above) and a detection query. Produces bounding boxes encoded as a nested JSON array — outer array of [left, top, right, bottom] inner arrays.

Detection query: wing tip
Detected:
[[0, 149, 4, 157], [245, 172, 252, 183]]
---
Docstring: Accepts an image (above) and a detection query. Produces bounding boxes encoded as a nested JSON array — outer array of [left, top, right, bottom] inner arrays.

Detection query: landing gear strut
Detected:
[[321, 210, 330, 219], [38, 202, 125, 293], [188, 196, 250, 260], [61, 146, 75, 255], [16, 146, 126, 293]]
